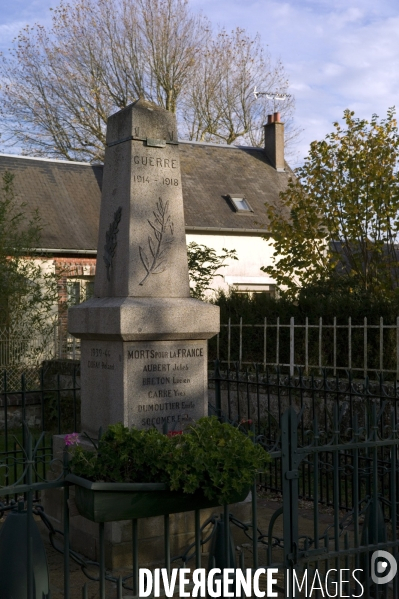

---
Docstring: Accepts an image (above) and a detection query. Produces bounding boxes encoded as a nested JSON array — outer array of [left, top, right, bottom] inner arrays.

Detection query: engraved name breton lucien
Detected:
[[139, 198, 174, 286], [103, 206, 122, 281]]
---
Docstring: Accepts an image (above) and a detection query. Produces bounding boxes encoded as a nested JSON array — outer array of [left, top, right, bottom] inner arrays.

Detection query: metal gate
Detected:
[[267, 403, 399, 598]]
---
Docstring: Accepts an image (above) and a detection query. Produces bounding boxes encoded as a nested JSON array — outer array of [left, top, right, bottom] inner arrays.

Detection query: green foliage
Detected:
[[166, 417, 268, 503], [69, 423, 171, 484], [0, 171, 59, 337], [68, 417, 269, 504], [264, 108, 399, 299], [214, 285, 399, 327], [187, 242, 238, 299]]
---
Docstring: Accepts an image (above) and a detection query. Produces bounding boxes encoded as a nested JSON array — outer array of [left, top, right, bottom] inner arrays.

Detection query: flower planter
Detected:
[[66, 474, 249, 522]]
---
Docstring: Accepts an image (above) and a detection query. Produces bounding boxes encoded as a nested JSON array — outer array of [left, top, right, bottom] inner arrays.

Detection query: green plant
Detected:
[[210, 288, 399, 372], [265, 108, 399, 300], [0, 171, 60, 339], [166, 417, 269, 504], [187, 242, 238, 299], [67, 417, 269, 504]]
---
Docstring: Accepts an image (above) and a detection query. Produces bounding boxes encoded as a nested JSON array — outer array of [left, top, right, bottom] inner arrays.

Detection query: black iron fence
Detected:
[[1, 364, 399, 597], [0, 364, 80, 488], [209, 363, 399, 509]]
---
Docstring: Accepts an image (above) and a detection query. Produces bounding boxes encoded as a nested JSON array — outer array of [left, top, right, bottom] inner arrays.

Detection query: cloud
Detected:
[[2, 0, 399, 165], [0, 22, 29, 50], [0, 0, 56, 53], [197, 0, 399, 165]]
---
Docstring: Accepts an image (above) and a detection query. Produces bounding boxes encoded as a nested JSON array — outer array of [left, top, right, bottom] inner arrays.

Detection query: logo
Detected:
[[371, 550, 397, 585]]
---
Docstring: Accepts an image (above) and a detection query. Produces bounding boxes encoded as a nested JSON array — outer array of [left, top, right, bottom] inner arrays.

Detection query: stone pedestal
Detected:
[[69, 297, 218, 436]]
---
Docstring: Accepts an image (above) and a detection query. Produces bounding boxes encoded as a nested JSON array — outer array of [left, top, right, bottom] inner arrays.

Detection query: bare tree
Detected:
[[137, 0, 208, 112], [0, 0, 295, 162], [179, 28, 296, 147], [0, 1, 125, 161]]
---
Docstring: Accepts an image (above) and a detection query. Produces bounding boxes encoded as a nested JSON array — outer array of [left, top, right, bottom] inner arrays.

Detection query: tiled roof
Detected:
[[0, 143, 291, 251], [179, 142, 291, 231], [0, 154, 102, 251]]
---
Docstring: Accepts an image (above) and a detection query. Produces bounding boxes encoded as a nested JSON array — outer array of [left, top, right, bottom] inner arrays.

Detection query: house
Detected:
[[0, 112, 291, 326]]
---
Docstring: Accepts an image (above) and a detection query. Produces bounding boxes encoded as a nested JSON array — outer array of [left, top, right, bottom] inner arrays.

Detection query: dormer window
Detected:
[[227, 194, 253, 213]]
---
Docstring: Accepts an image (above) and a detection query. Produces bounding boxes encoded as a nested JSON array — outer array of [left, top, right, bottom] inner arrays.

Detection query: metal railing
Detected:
[[1, 365, 399, 596], [0, 326, 80, 369], [0, 366, 80, 487], [212, 316, 399, 377], [0, 425, 261, 599], [209, 362, 399, 510], [2, 398, 399, 596], [4, 315, 399, 380], [276, 403, 399, 598]]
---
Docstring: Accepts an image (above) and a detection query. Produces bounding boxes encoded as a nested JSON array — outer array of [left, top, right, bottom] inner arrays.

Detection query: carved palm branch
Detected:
[[103, 207, 122, 281], [139, 198, 174, 286]]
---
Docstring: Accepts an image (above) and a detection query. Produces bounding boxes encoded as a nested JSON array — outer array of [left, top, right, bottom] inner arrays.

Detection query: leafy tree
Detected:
[[187, 242, 237, 300], [264, 108, 399, 299], [0, 171, 59, 342], [0, 0, 295, 162]]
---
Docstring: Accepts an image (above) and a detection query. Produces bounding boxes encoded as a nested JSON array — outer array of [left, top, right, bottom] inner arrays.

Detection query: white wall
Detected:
[[185, 233, 276, 296], [33, 234, 277, 301]]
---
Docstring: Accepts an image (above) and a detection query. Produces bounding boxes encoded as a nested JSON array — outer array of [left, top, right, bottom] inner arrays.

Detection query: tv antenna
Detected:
[[253, 88, 291, 112]]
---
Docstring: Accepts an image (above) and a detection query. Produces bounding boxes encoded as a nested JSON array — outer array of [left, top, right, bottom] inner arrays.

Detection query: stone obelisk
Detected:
[[68, 99, 219, 436]]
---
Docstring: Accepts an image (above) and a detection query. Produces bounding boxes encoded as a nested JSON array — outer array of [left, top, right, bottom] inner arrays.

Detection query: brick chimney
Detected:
[[264, 112, 285, 171]]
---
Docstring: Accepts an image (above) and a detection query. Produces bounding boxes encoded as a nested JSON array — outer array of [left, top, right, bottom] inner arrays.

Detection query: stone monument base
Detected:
[[69, 296, 219, 436], [42, 436, 252, 569]]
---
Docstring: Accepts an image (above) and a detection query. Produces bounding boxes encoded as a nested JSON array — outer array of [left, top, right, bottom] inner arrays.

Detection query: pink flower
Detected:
[[64, 432, 80, 446]]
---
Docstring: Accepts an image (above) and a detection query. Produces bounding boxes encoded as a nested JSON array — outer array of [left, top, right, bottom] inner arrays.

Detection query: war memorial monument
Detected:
[[45, 100, 251, 567], [68, 98, 220, 436]]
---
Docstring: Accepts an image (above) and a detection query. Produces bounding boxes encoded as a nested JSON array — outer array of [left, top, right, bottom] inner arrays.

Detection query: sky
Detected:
[[1, 0, 399, 167]]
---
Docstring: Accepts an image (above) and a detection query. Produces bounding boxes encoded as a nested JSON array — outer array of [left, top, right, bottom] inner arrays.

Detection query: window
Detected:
[[224, 276, 275, 297], [67, 282, 81, 305], [67, 277, 95, 305], [226, 194, 253, 213], [85, 281, 94, 301]]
